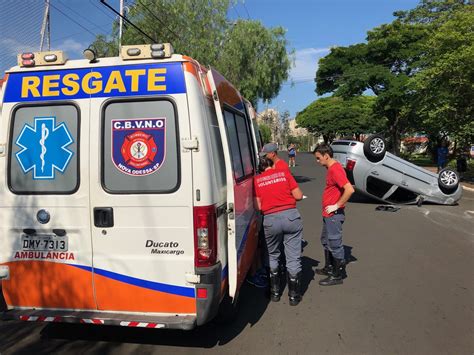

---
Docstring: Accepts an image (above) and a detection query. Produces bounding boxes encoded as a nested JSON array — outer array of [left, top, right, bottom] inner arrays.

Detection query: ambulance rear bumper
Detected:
[[1, 309, 197, 330]]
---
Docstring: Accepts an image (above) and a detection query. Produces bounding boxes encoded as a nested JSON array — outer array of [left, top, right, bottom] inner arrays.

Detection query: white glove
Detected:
[[325, 203, 339, 214]]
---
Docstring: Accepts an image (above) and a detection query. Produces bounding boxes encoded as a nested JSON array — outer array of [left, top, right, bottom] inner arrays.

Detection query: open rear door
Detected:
[[207, 69, 258, 299]]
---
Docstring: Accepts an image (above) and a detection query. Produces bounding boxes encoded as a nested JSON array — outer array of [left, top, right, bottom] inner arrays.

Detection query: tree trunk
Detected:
[[389, 126, 401, 155], [389, 114, 401, 155]]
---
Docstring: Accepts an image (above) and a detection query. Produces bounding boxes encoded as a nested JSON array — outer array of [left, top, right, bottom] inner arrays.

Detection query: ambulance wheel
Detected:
[[214, 291, 240, 324], [363, 134, 386, 162]]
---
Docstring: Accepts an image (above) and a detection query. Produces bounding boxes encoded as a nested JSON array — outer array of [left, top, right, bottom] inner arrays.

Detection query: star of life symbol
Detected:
[[15, 117, 74, 179]]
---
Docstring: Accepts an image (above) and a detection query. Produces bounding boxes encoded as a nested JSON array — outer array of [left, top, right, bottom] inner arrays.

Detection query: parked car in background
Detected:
[[331, 135, 462, 205]]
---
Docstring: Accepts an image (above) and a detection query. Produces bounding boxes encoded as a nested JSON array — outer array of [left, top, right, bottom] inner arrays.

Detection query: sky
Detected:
[[0, 0, 420, 117]]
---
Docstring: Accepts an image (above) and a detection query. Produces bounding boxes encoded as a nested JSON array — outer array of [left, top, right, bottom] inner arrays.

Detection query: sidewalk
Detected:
[[423, 166, 474, 191]]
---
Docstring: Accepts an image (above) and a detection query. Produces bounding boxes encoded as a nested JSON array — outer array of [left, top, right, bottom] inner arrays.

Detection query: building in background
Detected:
[[287, 118, 307, 137]]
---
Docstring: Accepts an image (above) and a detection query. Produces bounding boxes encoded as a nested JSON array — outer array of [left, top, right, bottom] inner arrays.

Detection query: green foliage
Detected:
[[258, 123, 272, 144], [91, 34, 118, 57], [315, 0, 471, 154], [295, 96, 383, 143], [217, 20, 291, 105], [316, 20, 428, 152], [90, 0, 291, 107], [409, 5, 474, 146]]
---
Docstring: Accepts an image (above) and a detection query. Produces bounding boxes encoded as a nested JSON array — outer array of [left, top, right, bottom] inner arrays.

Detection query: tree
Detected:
[[217, 20, 292, 106], [295, 96, 382, 143], [258, 123, 272, 144], [315, 21, 428, 153], [409, 5, 474, 149], [90, 0, 291, 107]]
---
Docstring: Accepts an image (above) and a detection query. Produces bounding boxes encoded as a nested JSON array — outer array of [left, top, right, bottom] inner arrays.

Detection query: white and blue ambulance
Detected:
[[0, 44, 262, 329]]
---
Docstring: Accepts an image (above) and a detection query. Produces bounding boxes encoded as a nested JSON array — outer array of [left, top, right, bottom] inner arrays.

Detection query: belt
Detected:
[[333, 208, 345, 215]]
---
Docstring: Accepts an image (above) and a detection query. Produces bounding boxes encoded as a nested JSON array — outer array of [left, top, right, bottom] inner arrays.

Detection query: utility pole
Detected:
[[39, 0, 51, 51], [119, 0, 124, 48]]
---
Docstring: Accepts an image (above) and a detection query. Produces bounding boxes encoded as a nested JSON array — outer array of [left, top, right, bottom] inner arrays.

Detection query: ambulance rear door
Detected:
[[88, 63, 197, 315], [0, 69, 96, 310], [207, 69, 259, 299]]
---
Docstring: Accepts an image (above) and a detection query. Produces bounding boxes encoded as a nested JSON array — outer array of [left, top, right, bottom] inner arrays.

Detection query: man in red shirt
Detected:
[[313, 144, 355, 286], [259, 142, 290, 172], [254, 158, 304, 305]]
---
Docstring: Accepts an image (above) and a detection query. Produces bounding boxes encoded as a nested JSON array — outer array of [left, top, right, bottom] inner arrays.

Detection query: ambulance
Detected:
[[0, 44, 262, 329]]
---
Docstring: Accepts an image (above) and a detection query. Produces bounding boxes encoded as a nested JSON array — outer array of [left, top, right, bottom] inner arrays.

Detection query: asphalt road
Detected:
[[1, 153, 473, 354]]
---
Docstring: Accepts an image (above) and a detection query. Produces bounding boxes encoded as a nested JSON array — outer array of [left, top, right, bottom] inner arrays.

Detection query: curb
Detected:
[[462, 184, 474, 192]]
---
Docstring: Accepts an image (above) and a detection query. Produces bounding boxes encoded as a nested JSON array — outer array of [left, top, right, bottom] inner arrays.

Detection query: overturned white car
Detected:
[[331, 135, 462, 205]]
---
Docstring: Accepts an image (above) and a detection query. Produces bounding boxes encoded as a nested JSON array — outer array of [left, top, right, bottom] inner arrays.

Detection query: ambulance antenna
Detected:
[[39, 0, 51, 51]]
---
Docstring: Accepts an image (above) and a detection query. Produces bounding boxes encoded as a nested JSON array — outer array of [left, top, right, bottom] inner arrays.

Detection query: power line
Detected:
[[89, 0, 117, 21], [232, 4, 241, 18], [100, 0, 157, 43], [49, 1, 100, 38], [52, 23, 113, 44], [58, 0, 105, 29], [242, 1, 251, 19], [136, 0, 182, 41]]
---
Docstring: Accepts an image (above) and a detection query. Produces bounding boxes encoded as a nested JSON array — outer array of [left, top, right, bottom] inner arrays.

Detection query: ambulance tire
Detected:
[[0, 286, 7, 311], [214, 291, 240, 324]]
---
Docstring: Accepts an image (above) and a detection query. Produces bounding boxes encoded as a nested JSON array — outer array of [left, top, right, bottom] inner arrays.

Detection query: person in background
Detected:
[[254, 157, 304, 306], [437, 140, 449, 173], [313, 144, 355, 286], [288, 143, 297, 167]]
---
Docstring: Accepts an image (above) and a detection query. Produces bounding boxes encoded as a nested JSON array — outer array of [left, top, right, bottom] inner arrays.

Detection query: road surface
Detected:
[[1, 153, 473, 354]]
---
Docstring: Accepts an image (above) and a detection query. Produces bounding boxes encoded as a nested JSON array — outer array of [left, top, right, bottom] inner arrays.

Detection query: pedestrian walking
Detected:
[[254, 157, 304, 305], [259, 142, 290, 172], [288, 143, 297, 167], [437, 140, 449, 173], [313, 144, 354, 286]]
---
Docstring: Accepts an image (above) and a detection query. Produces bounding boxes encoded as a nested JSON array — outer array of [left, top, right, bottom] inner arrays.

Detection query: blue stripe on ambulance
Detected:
[[71, 264, 195, 298]]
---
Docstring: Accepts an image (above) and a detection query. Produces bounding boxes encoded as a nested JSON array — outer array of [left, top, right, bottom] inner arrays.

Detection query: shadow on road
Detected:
[[301, 256, 318, 295], [293, 176, 314, 184], [349, 191, 380, 204], [0, 282, 270, 352]]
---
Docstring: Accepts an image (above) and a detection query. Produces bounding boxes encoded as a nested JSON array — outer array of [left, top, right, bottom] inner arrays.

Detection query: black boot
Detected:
[[315, 249, 333, 276], [319, 258, 344, 286], [288, 272, 302, 306], [269, 269, 281, 302]]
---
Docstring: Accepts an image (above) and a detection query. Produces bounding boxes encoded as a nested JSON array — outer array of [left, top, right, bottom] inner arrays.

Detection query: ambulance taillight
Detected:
[[193, 205, 217, 267]]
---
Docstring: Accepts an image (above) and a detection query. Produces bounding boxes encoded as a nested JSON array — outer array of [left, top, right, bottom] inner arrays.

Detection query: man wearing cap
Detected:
[[259, 142, 308, 252], [259, 143, 290, 173]]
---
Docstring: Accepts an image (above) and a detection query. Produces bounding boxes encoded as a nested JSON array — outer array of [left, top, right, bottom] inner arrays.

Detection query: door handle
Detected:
[[371, 171, 379, 176], [94, 207, 114, 228]]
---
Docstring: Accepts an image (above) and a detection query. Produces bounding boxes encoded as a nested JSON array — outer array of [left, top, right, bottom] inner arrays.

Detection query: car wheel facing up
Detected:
[[363, 134, 387, 162], [438, 168, 460, 194]]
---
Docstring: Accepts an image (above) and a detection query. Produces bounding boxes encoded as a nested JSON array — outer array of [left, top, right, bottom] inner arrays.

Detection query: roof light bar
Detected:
[[17, 50, 67, 68], [121, 43, 174, 61]]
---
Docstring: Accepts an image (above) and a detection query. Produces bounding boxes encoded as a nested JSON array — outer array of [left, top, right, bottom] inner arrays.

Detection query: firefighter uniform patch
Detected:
[[112, 118, 166, 176]]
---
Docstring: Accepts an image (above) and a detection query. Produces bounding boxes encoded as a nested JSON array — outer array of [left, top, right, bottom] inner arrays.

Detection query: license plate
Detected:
[[21, 234, 68, 252]]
